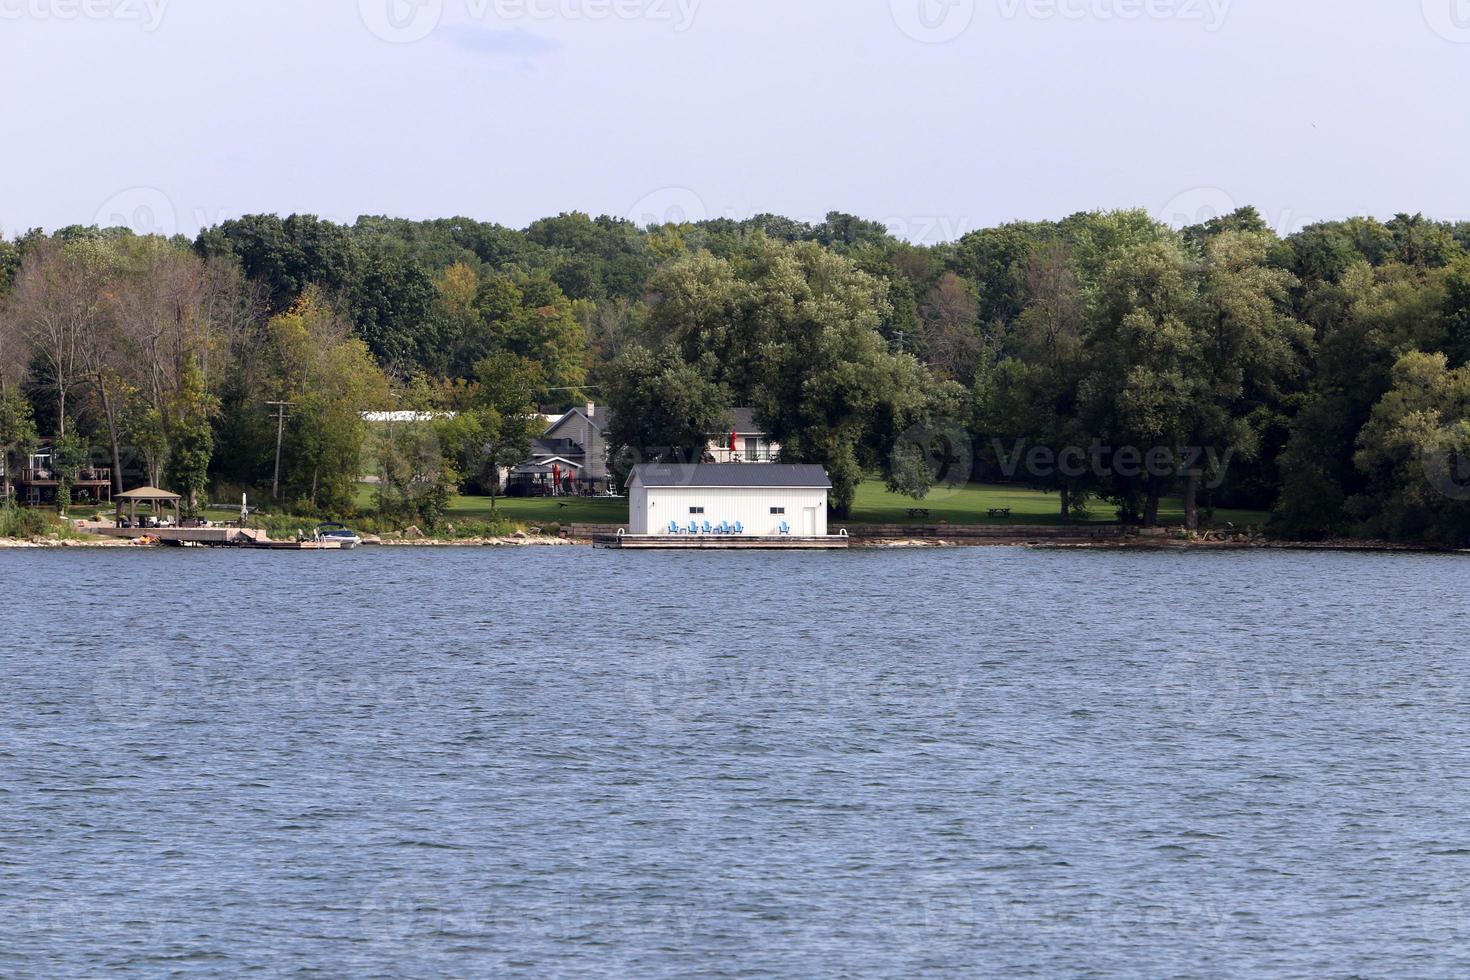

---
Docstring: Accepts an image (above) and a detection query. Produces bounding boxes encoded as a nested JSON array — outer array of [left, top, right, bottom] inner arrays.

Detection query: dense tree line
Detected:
[[0, 205, 1467, 542]]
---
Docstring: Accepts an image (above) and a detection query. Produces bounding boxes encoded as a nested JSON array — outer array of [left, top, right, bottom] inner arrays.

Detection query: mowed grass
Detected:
[[421, 482, 1271, 529], [848, 481, 1268, 526]]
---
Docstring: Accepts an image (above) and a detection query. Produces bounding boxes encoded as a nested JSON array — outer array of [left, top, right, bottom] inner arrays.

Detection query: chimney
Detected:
[[586, 402, 596, 418]]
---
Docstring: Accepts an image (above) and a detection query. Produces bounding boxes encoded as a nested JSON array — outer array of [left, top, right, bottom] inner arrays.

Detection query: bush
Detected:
[[0, 506, 47, 538]]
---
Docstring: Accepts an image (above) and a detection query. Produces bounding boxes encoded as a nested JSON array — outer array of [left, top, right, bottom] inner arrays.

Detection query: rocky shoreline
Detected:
[[0, 532, 1461, 554]]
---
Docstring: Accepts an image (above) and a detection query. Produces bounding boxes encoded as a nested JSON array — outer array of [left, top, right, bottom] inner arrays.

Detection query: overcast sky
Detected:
[[2, 0, 1467, 243]]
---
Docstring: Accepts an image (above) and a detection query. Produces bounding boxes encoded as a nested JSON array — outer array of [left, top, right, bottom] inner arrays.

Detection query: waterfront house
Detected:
[[706, 409, 782, 464], [12, 442, 112, 507], [507, 404, 781, 496], [626, 463, 832, 536]]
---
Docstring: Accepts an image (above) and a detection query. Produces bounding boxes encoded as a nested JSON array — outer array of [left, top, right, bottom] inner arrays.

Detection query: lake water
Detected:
[[3, 546, 1469, 976]]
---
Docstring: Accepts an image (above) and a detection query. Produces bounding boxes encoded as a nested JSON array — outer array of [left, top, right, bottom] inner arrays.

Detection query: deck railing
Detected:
[[706, 449, 781, 464], [19, 467, 112, 484]]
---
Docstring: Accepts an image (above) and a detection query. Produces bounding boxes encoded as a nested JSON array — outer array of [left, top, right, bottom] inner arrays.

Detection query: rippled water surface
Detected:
[[4, 546, 1470, 976]]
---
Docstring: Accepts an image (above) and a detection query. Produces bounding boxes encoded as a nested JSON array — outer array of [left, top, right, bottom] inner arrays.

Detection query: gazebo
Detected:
[[116, 487, 182, 528]]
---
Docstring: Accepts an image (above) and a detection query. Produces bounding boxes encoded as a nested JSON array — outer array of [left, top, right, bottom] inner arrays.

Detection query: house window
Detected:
[[770, 507, 785, 515], [690, 507, 706, 515]]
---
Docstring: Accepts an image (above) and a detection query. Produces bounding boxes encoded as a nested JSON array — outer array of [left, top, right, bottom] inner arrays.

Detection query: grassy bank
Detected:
[[396, 481, 1270, 530]]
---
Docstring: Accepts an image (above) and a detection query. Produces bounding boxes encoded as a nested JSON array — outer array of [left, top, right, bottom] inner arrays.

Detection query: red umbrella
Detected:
[[729, 431, 738, 453]]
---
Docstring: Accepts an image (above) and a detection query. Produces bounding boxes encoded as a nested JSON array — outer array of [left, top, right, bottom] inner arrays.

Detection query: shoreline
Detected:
[[1, 532, 1462, 555]]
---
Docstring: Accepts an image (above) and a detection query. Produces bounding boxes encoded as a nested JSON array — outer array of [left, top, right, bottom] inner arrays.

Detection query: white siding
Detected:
[[631, 484, 828, 536]]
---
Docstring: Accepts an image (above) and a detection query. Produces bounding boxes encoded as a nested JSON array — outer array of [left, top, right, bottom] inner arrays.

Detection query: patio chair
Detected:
[[701, 521, 714, 535], [687, 522, 699, 535], [733, 522, 744, 535], [668, 521, 681, 535], [779, 521, 791, 535]]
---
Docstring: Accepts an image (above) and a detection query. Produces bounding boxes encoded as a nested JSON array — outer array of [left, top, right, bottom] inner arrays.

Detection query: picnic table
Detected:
[[988, 508, 1012, 519], [907, 508, 931, 519]]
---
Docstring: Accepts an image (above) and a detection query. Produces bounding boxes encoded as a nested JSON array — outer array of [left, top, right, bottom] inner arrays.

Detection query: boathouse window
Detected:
[[770, 507, 786, 515], [690, 507, 705, 515]]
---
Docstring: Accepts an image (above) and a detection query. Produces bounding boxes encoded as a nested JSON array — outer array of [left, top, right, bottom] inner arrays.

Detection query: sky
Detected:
[[1, 0, 1468, 243]]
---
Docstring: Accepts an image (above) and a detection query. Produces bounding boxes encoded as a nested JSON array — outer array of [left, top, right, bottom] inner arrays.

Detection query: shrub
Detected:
[[0, 506, 47, 538]]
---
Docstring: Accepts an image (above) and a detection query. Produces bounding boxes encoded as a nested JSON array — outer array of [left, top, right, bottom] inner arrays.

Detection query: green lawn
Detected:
[[400, 482, 1270, 529], [847, 481, 1269, 527]]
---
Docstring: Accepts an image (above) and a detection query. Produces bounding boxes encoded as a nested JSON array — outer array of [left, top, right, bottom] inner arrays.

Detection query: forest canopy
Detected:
[[2, 206, 1468, 542]]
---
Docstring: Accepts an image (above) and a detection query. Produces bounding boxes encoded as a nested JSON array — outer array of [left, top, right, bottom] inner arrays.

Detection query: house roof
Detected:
[[730, 408, 762, 433], [547, 406, 614, 437], [629, 463, 831, 490]]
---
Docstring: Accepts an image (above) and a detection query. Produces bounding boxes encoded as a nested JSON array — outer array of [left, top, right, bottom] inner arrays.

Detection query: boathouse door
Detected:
[[801, 506, 818, 536]]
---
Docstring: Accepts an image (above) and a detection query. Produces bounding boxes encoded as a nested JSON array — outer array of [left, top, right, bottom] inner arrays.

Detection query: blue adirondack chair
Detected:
[[701, 521, 714, 535], [667, 521, 681, 535], [716, 522, 731, 535], [733, 522, 744, 535], [687, 521, 699, 535], [779, 521, 791, 535]]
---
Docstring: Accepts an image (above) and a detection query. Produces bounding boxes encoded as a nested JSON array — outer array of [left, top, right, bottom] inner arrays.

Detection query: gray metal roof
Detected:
[[629, 463, 831, 489], [730, 408, 762, 433]]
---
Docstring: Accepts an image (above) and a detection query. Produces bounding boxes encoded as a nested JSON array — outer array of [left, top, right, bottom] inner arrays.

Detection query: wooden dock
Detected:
[[593, 533, 849, 550], [92, 527, 348, 549], [94, 527, 269, 547]]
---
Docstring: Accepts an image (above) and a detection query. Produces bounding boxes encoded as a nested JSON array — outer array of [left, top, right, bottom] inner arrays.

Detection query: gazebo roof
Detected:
[[117, 486, 182, 501]]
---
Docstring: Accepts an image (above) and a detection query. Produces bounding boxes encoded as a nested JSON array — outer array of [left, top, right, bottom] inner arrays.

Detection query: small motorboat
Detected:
[[313, 523, 363, 549]]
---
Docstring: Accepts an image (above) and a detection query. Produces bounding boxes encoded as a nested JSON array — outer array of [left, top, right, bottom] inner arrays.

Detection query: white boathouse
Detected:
[[626, 464, 833, 537]]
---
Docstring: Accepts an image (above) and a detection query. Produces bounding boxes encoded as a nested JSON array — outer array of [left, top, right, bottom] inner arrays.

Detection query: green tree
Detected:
[[165, 361, 217, 514], [603, 344, 732, 472]]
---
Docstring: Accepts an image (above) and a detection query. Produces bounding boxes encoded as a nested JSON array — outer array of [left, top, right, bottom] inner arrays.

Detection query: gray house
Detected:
[[506, 404, 615, 496]]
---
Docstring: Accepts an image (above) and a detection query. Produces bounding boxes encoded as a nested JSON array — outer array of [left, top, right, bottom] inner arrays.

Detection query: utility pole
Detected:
[[267, 401, 293, 502]]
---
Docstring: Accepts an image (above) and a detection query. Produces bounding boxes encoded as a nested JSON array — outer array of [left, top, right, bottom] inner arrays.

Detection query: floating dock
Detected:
[[593, 533, 849, 550]]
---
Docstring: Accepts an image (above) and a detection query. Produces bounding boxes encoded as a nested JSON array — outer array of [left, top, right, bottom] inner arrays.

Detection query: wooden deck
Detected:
[[95, 527, 269, 546], [594, 533, 849, 550]]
